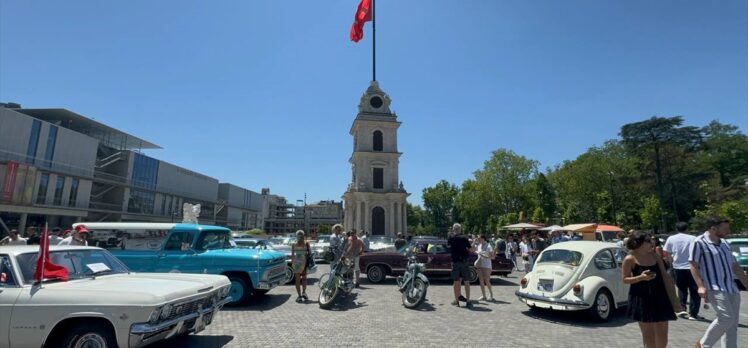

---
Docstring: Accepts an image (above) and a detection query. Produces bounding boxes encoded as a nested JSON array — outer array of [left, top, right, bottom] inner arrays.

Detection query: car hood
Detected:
[[203, 247, 285, 260], [26, 273, 230, 306]]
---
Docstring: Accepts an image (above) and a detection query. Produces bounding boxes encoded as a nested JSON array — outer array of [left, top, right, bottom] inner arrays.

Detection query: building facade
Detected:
[[342, 81, 408, 236], [262, 188, 343, 236], [217, 183, 263, 230]]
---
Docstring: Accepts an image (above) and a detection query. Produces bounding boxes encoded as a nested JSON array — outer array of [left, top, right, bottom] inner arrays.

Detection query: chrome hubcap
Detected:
[[597, 294, 610, 318], [73, 333, 107, 348], [229, 281, 244, 302]]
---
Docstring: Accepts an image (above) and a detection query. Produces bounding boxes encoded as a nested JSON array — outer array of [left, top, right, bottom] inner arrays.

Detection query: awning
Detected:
[[539, 225, 564, 231], [597, 224, 624, 232], [502, 223, 541, 230], [561, 223, 597, 233]]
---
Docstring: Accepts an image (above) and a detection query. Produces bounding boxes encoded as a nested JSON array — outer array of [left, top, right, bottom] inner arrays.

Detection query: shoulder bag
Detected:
[[655, 253, 683, 314]]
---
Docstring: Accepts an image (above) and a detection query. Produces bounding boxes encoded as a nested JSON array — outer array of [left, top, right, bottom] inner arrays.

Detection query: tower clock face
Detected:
[[369, 96, 383, 108]]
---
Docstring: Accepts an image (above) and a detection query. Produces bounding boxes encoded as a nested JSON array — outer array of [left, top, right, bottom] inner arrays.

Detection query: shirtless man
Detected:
[[345, 231, 365, 288]]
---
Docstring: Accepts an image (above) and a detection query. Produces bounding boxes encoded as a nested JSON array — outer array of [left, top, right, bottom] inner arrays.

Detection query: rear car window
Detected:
[[537, 249, 583, 266]]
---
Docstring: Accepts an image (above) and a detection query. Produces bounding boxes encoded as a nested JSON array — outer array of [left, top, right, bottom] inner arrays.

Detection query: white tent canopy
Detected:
[[502, 223, 541, 230], [539, 225, 564, 231]]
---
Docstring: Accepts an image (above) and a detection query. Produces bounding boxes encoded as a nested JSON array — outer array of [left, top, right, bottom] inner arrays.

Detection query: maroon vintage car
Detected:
[[359, 239, 513, 283]]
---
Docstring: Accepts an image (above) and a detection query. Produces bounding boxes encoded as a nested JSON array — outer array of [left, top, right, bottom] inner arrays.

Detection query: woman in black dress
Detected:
[[622, 231, 676, 348]]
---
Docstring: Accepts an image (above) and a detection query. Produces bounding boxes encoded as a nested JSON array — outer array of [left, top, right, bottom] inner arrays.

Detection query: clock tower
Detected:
[[343, 81, 408, 236]]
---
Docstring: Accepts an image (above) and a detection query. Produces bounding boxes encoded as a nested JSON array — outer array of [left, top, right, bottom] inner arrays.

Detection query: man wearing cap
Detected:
[[58, 225, 90, 246], [0, 229, 27, 246]]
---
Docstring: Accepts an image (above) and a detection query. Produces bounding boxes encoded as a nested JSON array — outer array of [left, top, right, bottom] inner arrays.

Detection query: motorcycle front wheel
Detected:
[[402, 278, 427, 309], [319, 277, 339, 309]]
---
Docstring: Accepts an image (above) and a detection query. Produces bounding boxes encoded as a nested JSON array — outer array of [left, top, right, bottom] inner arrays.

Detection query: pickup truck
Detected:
[[74, 222, 288, 306]]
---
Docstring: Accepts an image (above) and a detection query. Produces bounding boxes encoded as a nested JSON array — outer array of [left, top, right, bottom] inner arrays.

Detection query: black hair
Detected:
[[675, 221, 688, 232], [706, 216, 729, 229], [625, 230, 651, 250]]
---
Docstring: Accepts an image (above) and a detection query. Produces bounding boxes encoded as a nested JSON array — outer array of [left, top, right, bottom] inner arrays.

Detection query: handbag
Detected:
[[522, 254, 529, 261], [655, 253, 683, 314], [305, 243, 316, 270]]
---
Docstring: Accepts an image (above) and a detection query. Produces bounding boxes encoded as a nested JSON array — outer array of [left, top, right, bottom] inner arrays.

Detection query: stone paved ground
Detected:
[[162, 265, 748, 348]]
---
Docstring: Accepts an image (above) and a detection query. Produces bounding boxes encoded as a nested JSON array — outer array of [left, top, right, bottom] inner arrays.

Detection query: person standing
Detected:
[[345, 231, 364, 288], [519, 236, 534, 273], [690, 217, 748, 348], [25, 227, 40, 245], [360, 231, 370, 253], [58, 225, 90, 246], [474, 235, 494, 301], [663, 222, 700, 320], [49, 227, 64, 245], [507, 236, 519, 271], [0, 229, 27, 245], [623, 231, 676, 348], [447, 223, 473, 308], [291, 230, 310, 302], [394, 232, 407, 251], [329, 224, 344, 260]]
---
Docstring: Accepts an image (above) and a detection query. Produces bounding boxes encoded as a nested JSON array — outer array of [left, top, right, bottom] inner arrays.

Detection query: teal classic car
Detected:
[[73, 222, 287, 306], [726, 238, 748, 274]]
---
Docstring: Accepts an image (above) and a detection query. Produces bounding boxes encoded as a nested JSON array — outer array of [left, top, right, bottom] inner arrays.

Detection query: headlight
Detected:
[[417, 264, 426, 272], [148, 306, 162, 324], [220, 285, 230, 298], [160, 303, 172, 320]]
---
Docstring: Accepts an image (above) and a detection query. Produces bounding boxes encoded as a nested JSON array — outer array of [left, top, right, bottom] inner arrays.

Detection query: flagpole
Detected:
[[372, 0, 376, 82]]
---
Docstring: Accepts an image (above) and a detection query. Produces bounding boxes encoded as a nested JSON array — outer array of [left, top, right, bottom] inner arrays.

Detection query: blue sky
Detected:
[[2, 0, 746, 206]]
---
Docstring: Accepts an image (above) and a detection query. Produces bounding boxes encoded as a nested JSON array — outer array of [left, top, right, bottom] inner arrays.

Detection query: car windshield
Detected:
[[369, 236, 394, 244], [728, 241, 748, 254], [537, 249, 583, 266], [196, 230, 233, 250], [16, 249, 129, 283], [316, 236, 330, 243]]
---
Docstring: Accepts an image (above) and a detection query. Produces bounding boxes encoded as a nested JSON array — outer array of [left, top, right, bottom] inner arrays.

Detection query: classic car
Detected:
[[78, 222, 288, 306], [311, 234, 332, 261], [367, 236, 395, 252], [515, 241, 629, 322], [0, 245, 231, 348], [726, 237, 748, 274], [359, 239, 513, 284]]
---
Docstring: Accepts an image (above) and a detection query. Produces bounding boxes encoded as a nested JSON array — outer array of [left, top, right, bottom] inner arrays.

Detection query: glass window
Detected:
[[43, 125, 58, 167], [53, 176, 65, 205], [163, 232, 194, 251], [594, 250, 617, 270], [196, 230, 232, 250], [68, 178, 79, 206], [537, 249, 583, 266], [127, 189, 155, 214], [36, 173, 49, 204], [0, 255, 18, 286], [373, 130, 383, 151], [373, 168, 383, 189], [26, 120, 41, 164], [131, 153, 159, 190]]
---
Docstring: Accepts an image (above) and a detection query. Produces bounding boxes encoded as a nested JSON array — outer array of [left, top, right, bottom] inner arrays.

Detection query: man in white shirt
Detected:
[[48, 227, 64, 245], [58, 225, 90, 246], [0, 230, 27, 246], [664, 222, 700, 320]]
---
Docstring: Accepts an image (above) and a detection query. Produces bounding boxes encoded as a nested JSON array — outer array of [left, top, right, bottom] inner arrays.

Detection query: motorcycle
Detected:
[[318, 247, 355, 309], [397, 254, 429, 309]]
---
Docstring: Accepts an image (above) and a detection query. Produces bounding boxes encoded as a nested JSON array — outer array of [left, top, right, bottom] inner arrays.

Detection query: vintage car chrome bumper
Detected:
[[515, 290, 590, 310], [129, 297, 230, 348]]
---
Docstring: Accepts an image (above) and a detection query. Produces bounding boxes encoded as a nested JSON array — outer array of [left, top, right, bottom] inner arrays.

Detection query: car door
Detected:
[[0, 254, 24, 348], [592, 249, 623, 303], [155, 231, 202, 273]]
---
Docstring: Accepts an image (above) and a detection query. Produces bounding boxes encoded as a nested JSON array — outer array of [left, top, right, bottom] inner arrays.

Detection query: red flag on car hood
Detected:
[[350, 0, 372, 42], [33, 227, 69, 283]]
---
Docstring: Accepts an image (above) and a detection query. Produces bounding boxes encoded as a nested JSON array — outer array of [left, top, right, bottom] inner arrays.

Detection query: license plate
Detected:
[[537, 279, 553, 292]]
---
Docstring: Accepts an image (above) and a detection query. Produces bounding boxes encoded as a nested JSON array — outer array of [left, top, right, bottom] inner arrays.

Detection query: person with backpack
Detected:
[[291, 230, 311, 302]]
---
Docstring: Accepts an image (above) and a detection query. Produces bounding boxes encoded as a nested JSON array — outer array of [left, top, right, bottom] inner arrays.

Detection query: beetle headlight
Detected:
[[160, 303, 172, 320], [148, 306, 162, 324]]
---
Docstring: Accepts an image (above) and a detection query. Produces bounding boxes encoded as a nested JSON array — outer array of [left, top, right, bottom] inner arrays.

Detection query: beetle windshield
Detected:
[[537, 249, 583, 266], [16, 249, 129, 283]]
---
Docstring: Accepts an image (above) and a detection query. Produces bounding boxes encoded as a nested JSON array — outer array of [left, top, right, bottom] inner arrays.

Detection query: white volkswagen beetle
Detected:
[[515, 241, 629, 322]]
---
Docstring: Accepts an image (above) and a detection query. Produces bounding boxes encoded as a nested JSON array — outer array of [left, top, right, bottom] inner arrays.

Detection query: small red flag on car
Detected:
[[33, 224, 69, 283], [350, 0, 373, 42]]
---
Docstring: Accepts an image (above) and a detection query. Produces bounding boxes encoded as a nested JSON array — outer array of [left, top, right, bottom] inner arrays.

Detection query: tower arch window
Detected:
[[373, 167, 383, 189], [373, 131, 383, 152], [372, 207, 385, 235]]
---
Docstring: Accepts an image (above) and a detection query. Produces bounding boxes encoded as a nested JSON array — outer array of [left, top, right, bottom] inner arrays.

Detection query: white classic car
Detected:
[[515, 241, 629, 322], [0, 245, 231, 348]]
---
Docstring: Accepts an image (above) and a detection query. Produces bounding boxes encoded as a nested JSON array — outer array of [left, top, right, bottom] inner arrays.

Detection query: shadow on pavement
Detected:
[[225, 293, 291, 312], [322, 292, 368, 311], [520, 307, 630, 328], [160, 334, 234, 347]]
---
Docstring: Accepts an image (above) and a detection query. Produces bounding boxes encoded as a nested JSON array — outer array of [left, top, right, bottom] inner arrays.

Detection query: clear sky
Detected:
[[2, 1, 747, 206]]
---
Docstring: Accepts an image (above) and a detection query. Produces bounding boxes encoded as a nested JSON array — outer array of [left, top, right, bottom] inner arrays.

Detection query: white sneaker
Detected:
[[677, 311, 689, 318], [488, 296, 494, 301], [477, 296, 486, 301]]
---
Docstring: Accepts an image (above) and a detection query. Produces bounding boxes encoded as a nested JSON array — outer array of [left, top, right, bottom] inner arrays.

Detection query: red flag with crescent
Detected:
[[33, 225, 69, 283], [350, 0, 372, 42]]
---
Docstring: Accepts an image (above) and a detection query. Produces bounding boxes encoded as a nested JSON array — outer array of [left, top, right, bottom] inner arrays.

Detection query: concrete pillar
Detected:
[[357, 201, 363, 232], [363, 201, 369, 233], [402, 202, 407, 235], [389, 201, 395, 236]]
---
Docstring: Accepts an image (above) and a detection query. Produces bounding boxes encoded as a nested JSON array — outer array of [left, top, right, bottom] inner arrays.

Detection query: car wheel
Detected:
[[285, 265, 295, 284], [467, 267, 479, 283], [226, 275, 251, 306], [367, 265, 386, 283], [589, 289, 613, 322], [60, 322, 116, 348]]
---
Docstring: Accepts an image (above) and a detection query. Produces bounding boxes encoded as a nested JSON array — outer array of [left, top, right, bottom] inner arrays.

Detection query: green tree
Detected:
[[531, 207, 544, 224], [316, 224, 331, 234], [247, 228, 264, 236], [533, 172, 556, 223], [699, 120, 748, 188], [640, 196, 664, 232], [406, 203, 424, 229], [422, 180, 459, 235]]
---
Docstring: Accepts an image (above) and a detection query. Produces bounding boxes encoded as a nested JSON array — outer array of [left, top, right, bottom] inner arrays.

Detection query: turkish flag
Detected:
[[33, 227, 69, 283], [350, 0, 372, 42]]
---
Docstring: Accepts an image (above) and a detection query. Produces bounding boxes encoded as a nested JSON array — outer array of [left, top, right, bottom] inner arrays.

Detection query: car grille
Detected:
[[163, 294, 215, 322], [264, 264, 287, 283]]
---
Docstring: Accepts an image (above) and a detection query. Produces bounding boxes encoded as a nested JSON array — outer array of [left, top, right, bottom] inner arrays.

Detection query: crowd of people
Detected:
[[0, 225, 91, 247]]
